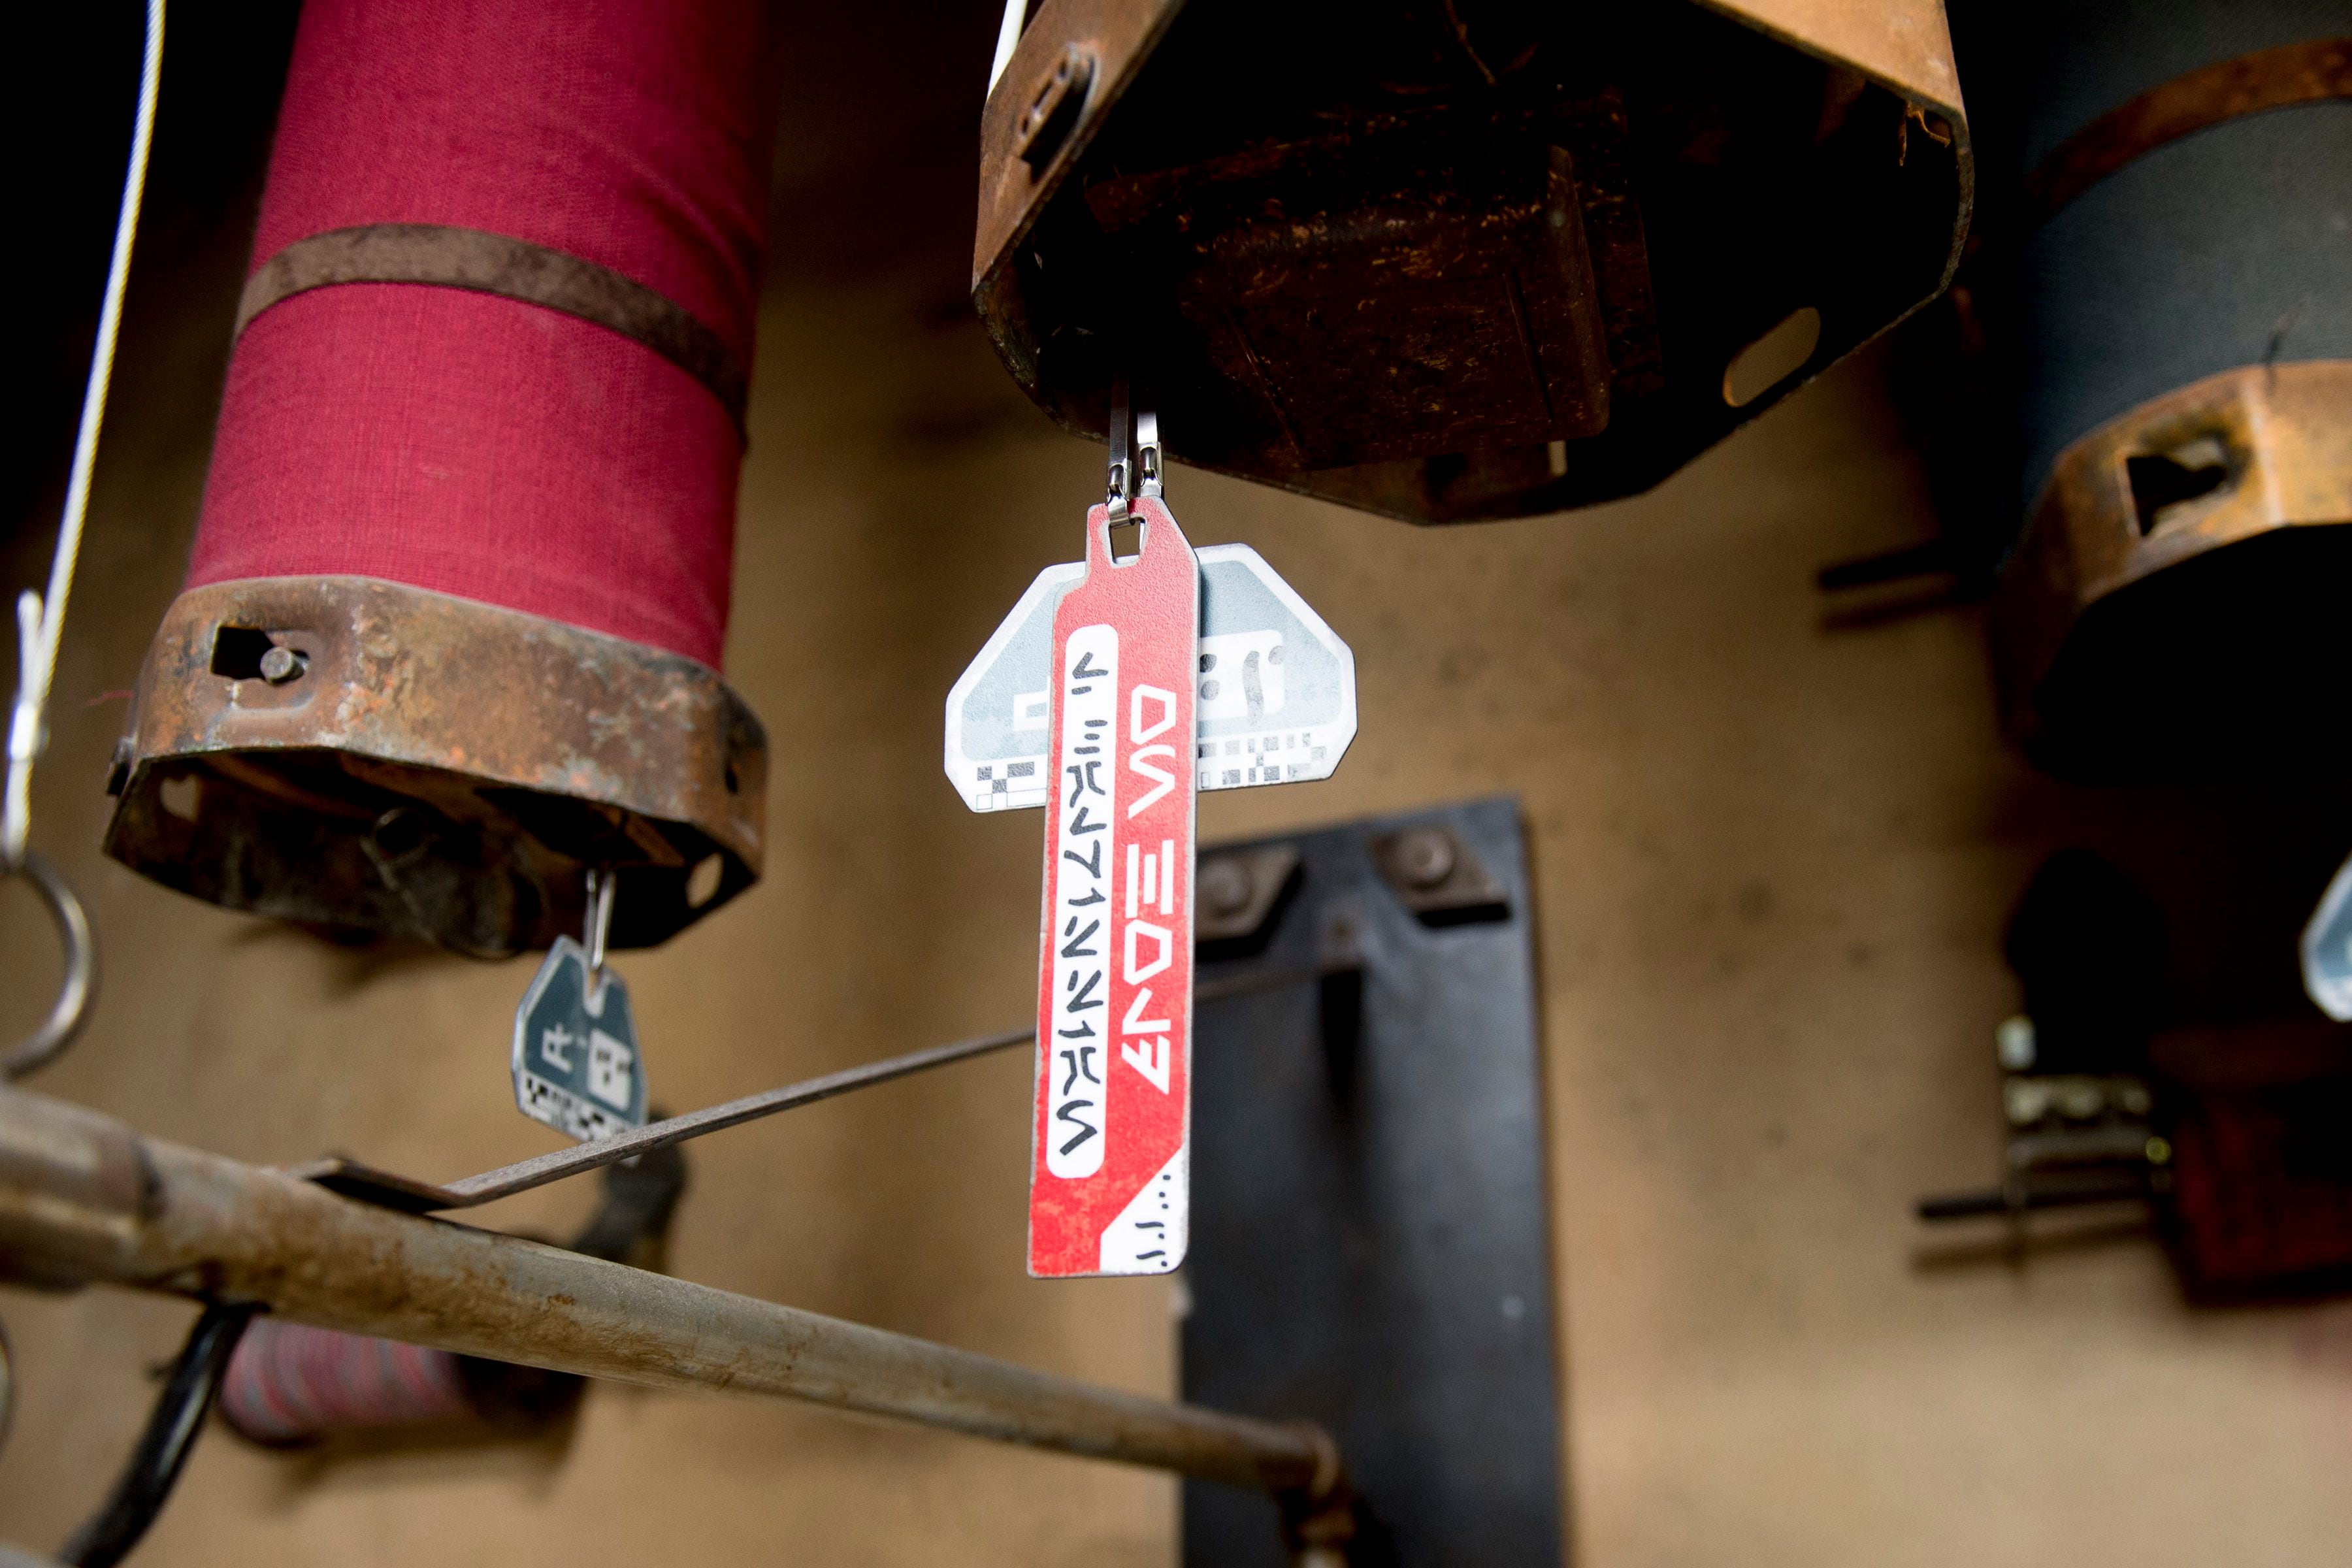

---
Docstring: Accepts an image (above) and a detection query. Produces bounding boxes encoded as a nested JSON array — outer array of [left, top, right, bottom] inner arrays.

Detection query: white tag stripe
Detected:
[[1045, 623, 1117, 1178], [1123, 840, 1176, 918], [1098, 1145, 1188, 1274]]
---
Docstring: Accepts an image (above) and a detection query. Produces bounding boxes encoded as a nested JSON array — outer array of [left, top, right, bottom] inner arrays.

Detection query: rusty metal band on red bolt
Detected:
[[233, 223, 751, 431]]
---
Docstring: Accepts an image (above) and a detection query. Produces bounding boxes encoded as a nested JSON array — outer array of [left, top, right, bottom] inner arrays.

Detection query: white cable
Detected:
[[987, 0, 1027, 96], [5, 0, 165, 866]]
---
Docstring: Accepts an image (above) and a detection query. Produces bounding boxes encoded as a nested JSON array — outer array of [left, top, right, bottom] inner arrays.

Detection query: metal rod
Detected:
[[438, 1024, 1033, 1208], [1915, 1171, 2153, 1222], [299, 962, 1347, 1213], [0, 1088, 1340, 1501]]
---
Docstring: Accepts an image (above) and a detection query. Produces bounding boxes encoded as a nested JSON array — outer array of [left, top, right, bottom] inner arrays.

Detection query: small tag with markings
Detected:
[[2302, 850, 2352, 1021], [512, 934, 647, 1141]]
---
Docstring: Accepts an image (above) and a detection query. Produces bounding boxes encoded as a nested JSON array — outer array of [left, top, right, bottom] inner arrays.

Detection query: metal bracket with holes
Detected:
[[1187, 796, 1562, 1565]]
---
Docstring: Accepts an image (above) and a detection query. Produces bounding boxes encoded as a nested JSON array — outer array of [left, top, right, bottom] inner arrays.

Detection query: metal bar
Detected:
[[438, 1025, 1030, 1211], [299, 962, 1347, 1214], [1915, 1171, 2153, 1222], [0, 1087, 1339, 1501]]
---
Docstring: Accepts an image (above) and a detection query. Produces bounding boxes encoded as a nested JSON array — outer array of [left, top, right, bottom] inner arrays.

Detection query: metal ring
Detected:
[[3, 851, 97, 1079]]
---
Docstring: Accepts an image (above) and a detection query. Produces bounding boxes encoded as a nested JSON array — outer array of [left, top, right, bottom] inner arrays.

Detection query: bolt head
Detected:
[[2054, 1080, 2106, 1120], [1393, 828, 1456, 889], [258, 645, 304, 684], [1995, 1015, 2036, 1072], [1198, 857, 1252, 917]]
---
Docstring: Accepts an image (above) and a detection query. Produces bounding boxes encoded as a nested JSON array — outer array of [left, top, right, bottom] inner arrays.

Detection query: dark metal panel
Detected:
[[1185, 796, 1563, 1565], [973, 0, 1970, 523]]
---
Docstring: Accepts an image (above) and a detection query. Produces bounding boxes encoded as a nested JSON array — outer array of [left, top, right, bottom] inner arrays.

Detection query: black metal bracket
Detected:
[[1185, 796, 1564, 1565]]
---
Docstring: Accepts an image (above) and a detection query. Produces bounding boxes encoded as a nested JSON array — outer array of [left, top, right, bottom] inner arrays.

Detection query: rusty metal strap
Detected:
[[2020, 37, 2352, 232], [234, 223, 749, 429]]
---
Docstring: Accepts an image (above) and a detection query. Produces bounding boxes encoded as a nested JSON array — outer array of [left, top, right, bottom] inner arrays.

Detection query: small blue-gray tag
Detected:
[[512, 934, 647, 1140], [2302, 851, 2352, 1021]]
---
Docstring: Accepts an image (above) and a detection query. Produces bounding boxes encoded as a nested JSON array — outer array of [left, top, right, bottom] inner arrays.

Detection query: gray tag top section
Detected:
[[946, 542, 1356, 813]]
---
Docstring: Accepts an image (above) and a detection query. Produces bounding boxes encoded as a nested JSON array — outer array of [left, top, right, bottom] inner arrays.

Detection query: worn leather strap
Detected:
[[2021, 36, 2352, 232], [235, 223, 749, 429]]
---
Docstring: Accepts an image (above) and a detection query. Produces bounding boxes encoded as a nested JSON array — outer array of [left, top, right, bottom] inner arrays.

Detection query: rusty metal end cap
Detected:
[[1990, 359, 2352, 777], [103, 576, 767, 956]]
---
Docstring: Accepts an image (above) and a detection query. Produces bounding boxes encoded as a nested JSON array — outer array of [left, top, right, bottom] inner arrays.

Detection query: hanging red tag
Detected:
[[1030, 496, 1198, 1279]]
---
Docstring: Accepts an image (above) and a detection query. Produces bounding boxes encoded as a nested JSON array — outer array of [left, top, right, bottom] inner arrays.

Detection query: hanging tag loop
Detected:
[[1, 851, 97, 1080]]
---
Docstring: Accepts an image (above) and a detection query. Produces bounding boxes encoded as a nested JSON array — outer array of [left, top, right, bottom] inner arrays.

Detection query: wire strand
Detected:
[[986, 0, 1026, 95], [5, 0, 167, 866]]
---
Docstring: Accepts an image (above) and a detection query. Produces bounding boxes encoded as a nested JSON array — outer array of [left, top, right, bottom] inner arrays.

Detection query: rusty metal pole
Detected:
[[0, 1088, 1347, 1541]]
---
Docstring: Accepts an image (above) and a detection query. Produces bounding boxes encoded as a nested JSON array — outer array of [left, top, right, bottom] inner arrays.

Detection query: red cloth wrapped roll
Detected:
[[219, 1318, 473, 1443], [188, 0, 781, 669]]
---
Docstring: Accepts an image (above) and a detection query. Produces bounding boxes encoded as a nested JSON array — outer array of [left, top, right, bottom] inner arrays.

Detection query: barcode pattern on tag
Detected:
[[947, 546, 1353, 813]]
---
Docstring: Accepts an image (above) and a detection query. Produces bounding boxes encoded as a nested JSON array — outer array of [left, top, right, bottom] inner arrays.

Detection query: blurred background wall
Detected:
[[3, 4, 2351, 1565]]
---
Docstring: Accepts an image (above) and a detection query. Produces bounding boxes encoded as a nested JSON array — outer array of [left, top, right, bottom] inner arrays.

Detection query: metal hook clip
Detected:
[[1135, 408, 1162, 500], [584, 868, 615, 979], [1106, 377, 1134, 523], [1105, 378, 1162, 527]]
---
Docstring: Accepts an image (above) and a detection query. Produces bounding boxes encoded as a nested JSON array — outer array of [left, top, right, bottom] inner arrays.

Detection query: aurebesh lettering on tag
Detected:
[[1029, 497, 1198, 1278]]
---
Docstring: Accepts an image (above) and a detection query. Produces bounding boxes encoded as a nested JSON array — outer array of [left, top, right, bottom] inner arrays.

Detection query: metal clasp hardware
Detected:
[[1104, 378, 1163, 527], [585, 867, 615, 980]]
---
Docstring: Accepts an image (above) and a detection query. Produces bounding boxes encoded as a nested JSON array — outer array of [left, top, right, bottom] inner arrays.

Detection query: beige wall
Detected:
[[6, 57, 2352, 1567]]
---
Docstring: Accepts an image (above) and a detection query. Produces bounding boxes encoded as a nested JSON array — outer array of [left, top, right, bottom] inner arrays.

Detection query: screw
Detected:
[[1995, 1015, 2036, 1072], [1392, 828, 1456, 889], [258, 645, 306, 684], [2004, 1079, 2051, 1126], [1198, 857, 1252, 917], [2053, 1079, 2106, 1120]]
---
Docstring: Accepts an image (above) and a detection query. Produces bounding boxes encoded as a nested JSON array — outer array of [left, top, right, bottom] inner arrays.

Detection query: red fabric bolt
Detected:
[[218, 1318, 474, 1443], [188, 0, 781, 669]]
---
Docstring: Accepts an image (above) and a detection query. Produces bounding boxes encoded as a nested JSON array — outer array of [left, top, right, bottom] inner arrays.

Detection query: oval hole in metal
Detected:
[[685, 853, 723, 909], [1722, 306, 1820, 409], [158, 774, 200, 822]]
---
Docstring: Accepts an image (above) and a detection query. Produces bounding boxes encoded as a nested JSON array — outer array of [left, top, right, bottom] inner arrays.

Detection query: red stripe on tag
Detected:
[[1030, 498, 1198, 1278]]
